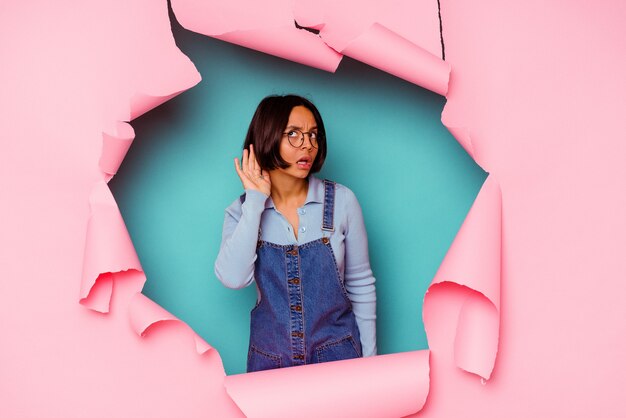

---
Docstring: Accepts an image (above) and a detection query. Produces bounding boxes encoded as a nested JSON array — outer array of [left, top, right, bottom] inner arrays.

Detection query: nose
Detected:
[[301, 133, 315, 149]]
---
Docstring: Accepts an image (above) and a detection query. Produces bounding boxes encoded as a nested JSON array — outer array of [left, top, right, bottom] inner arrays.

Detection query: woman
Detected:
[[215, 94, 377, 372]]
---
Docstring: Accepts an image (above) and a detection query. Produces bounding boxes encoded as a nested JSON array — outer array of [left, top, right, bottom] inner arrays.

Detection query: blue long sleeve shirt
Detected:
[[214, 175, 377, 356]]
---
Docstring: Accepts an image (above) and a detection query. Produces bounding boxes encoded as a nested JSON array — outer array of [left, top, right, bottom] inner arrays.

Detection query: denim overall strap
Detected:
[[322, 179, 335, 232]]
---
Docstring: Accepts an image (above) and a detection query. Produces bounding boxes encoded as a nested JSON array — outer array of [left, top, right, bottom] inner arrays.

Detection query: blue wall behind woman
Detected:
[[110, 17, 487, 375]]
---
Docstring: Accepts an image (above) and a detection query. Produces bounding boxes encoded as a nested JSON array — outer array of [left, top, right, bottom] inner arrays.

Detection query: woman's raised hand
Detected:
[[234, 144, 271, 196]]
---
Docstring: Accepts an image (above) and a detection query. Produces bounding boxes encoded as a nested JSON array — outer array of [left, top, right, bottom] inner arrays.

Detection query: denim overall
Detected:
[[246, 179, 362, 372]]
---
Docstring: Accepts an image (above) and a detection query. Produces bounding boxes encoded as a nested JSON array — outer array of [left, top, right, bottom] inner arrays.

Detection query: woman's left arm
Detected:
[[343, 188, 377, 356]]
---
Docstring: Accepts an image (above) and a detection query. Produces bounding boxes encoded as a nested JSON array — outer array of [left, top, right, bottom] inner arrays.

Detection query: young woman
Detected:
[[215, 95, 377, 372]]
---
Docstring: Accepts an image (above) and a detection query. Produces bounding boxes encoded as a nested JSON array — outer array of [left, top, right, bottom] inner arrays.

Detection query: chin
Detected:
[[276, 167, 310, 180]]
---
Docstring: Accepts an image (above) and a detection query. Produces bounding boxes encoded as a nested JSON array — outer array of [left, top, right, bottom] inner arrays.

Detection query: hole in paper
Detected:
[[109, 15, 486, 375]]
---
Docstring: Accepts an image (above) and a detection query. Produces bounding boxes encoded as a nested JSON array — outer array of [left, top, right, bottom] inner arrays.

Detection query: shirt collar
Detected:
[[264, 175, 324, 209]]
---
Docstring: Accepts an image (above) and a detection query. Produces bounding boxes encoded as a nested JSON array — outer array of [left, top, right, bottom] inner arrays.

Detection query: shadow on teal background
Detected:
[[109, 16, 487, 375]]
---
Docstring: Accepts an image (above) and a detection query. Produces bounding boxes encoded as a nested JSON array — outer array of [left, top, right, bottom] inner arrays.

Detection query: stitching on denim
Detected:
[[316, 347, 325, 363], [322, 242, 351, 303], [322, 179, 335, 232], [348, 334, 362, 357], [298, 238, 324, 249], [316, 334, 352, 350], [249, 277, 266, 315], [256, 240, 287, 250], [259, 238, 330, 250], [322, 180, 328, 230], [250, 344, 282, 367], [288, 246, 305, 365], [298, 254, 309, 364], [314, 334, 359, 362]]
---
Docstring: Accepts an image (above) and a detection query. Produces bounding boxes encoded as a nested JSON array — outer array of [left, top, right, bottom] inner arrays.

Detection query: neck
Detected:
[[269, 171, 309, 205]]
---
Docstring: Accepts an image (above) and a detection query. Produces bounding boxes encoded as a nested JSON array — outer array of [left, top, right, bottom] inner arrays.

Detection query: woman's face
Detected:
[[275, 105, 319, 179]]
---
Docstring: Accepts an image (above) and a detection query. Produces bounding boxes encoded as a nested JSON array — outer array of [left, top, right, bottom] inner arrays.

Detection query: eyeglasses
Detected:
[[282, 129, 319, 149]]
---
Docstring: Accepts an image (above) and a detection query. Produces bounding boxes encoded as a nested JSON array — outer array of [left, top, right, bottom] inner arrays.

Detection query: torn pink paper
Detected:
[[79, 0, 493, 414], [293, 0, 441, 56], [1, 1, 252, 415], [100, 122, 135, 181], [80, 181, 143, 313], [129, 293, 213, 355], [4, 0, 625, 416], [339, 22, 450, 96], [293, 0, 449, 95], [225, 351, 430, 418], [81, 2, 468, 416], [82, 0, 201, 310], [171, 0, 449, 94], [169, 0, 342, 72], [424, 175, 501, 380], [129, 89, 196, 121], [441, 124, 475, 161]]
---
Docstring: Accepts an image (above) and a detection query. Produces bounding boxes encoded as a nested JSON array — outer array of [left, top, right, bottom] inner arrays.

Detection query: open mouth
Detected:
[[296, 156, 312, 169]]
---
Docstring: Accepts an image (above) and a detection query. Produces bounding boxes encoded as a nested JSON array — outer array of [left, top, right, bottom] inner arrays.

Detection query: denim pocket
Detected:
[[314, 335, 362, 364], [247, 345, 282, 372]]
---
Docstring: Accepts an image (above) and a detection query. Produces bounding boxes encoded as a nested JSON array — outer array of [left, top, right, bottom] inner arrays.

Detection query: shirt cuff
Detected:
[[244, 189, 269, 211]]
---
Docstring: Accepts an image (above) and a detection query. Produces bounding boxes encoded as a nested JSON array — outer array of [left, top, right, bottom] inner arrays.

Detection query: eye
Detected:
[[309, 132, 317, 140], [286, 130, 299, 138]]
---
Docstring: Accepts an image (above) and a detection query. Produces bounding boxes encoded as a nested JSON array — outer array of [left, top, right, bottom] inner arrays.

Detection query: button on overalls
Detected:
[[247, 179, 362, 372]]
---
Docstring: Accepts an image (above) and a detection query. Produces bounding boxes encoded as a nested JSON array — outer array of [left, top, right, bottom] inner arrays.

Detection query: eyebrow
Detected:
[[285, 125, 318, 131]]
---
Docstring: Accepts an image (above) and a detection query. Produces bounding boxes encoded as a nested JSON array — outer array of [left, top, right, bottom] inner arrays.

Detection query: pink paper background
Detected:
[[1, 0, 625, 417]]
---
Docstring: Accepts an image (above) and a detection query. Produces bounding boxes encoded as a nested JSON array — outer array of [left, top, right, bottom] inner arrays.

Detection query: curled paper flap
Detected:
[[129, 293, 213, 355], [225, 350, 430, 418], [444, 125, 475, 161], [340, 23, 450, 96], [293, 0, 447, 93], [454, 291, 499, 379], [441, 106, 483, 165], [295, 2, 373, 52], [430, 175, 501, 307], [80, 181, 142, 313], [375, 0, 443, 59], [170, 0, 342, 72], [129, 89, 193, 121], [424, 175, 502, 379], [217, 27, 342, 72], [99, 121, 135, 180], [126, 41, 202, 120], [299, 0, 441, 57], [172, 0, 447, 94], [82, 273, 115, 314]]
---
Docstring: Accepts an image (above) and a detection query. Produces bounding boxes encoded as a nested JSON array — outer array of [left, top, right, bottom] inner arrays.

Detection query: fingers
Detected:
[[250, 144, 260, 174], [241, 147, 256, 179], [234, 157, 245, 181], [237, 145, 268, 194], [241, 148, 249, 175], [247, 144, 257, 176]]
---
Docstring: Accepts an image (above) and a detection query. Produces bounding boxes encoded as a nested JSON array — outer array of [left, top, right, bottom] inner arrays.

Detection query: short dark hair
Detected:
[[243, 95, 327, 174]]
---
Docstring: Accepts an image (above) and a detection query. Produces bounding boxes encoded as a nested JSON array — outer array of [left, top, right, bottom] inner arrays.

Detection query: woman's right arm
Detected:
[[215, 144, 271, 289], [214, 190, 268, 289]]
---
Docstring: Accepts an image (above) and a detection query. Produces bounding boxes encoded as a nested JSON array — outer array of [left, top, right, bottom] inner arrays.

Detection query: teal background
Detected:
[[109, 17, 487, 375]]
